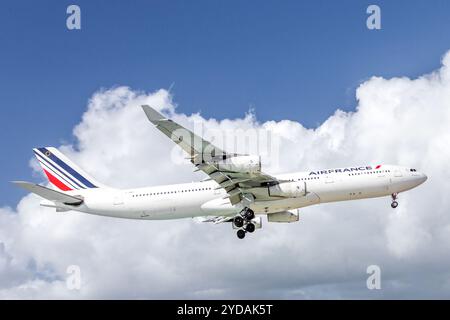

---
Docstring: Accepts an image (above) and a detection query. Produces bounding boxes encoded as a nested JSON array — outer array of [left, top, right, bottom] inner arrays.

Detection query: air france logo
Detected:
[[309, 166, 374, 175]]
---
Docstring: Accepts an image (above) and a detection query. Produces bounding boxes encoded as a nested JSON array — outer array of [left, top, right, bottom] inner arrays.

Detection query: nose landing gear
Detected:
[[391, 193, 399, 209]]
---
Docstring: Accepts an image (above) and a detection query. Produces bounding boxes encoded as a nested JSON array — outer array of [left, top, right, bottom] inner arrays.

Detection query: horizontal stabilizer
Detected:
[[12, 181, 83, 205]]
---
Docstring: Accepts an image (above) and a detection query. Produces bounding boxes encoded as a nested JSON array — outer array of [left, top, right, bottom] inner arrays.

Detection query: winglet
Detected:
[[141, 105, 167, 124]]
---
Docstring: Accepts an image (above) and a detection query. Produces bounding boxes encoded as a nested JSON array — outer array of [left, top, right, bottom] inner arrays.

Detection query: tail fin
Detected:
[[33, 147, 105, 191]]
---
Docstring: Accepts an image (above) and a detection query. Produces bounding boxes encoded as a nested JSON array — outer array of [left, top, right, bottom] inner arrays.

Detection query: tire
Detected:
[[391, 201, 398, 209], [234, 216, 244, 228], [245, 223, 255, 233], [237, 229, 246, 239], [244, 209, 255, 220]]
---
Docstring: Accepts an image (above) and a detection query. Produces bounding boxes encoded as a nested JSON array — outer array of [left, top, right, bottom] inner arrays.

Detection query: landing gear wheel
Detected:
[[391, 201, 398, 209], [244, 209, 255, 221], [245, 223, 255, 233], [234, 216, 244, 228], [237, 229, 246, 239]]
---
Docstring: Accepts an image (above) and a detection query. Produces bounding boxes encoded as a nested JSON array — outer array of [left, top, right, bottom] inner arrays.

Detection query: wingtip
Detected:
[[141, 105, 166, 123]]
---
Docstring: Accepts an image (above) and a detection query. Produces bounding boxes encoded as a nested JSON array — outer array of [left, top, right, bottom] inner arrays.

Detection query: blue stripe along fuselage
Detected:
[[37, 147, 97, 188]]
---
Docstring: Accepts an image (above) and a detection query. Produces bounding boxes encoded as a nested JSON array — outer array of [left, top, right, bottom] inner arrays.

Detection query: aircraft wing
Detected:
[[142, 105, 225, 158], [12, 181, 83, 205], [142, 105, 279, 205]]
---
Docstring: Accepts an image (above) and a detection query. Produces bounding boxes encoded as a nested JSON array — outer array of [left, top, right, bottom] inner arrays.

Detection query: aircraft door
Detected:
[[325, 175, 334, 184], [113, 192, 124, 205], [394, 169, 403, 177]]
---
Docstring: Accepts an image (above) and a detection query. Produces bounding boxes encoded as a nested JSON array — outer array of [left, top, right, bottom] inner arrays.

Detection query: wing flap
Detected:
[[193, 216, 234, 224]]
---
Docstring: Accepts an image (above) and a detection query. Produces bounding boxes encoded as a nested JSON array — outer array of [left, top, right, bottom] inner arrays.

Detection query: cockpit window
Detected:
[[410, 168, 417, 172]]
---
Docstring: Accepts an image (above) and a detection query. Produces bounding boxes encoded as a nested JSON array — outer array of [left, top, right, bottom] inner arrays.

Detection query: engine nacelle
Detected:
[[267, 210, 299, 223], [214, 155, 261, 174], [268, 181, 306, 198]]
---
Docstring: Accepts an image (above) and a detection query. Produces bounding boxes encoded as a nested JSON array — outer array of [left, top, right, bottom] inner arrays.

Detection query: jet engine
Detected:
[[213, 155, 261, 174]]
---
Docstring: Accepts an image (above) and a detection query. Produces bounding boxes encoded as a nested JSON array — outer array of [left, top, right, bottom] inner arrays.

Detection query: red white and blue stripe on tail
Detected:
[[33, 147, 99, 191]]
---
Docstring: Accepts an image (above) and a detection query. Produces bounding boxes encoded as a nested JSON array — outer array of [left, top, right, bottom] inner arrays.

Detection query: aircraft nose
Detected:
[[418, 173, 428, 184]]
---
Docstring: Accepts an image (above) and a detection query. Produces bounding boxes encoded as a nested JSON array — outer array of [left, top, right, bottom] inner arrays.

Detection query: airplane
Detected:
[[13, 105, 428, 239]]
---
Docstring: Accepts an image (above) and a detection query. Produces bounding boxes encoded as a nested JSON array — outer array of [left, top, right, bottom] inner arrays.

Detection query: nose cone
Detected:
[[417, 173, 428, 185]]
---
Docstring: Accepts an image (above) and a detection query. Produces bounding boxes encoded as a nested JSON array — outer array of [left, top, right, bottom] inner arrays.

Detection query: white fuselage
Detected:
[[46, 165, 427, 220]]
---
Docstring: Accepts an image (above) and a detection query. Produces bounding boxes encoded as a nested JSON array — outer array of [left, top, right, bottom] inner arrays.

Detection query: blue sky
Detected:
[[1, 0, 449, 206]]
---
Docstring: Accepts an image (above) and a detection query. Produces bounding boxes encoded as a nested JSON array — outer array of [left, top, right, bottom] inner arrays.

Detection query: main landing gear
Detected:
[[233, 208, 256, 239], [391, 193, 399, 209], [233, 216, 244, 228]]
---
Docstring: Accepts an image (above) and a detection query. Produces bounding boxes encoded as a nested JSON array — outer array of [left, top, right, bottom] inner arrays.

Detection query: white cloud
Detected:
[[1, 50, 450, 299]]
